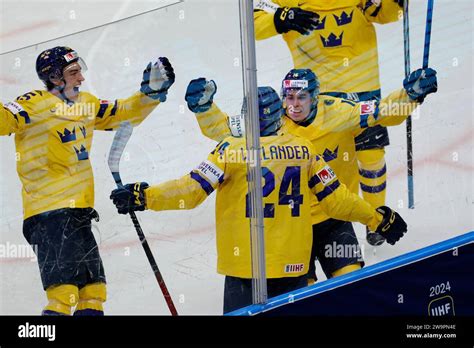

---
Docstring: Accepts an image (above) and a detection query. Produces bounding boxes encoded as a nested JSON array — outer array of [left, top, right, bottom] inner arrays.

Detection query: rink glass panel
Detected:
[[0, 0, 252, 315]]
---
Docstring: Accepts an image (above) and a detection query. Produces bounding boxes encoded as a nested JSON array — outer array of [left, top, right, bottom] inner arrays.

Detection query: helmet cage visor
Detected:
[[56, 57, 88, 80]]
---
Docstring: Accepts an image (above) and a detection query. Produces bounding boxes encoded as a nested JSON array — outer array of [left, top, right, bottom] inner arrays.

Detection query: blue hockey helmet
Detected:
[[229, 87, 284, 137], [281, 68, 320, 99], [258, 86, 284, 136], [36, 46, 87, 89]]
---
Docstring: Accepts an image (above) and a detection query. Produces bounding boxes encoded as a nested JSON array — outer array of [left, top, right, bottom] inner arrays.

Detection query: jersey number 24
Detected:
[[246, 166, 303, 218]]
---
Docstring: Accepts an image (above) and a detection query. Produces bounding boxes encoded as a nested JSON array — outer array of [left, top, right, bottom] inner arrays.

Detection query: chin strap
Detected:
[[52, 82, 77, 105], [296, 102, 318, 127]]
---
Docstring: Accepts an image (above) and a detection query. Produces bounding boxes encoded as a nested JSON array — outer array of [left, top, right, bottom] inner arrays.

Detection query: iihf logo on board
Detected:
[[428, 296, 455, 316]]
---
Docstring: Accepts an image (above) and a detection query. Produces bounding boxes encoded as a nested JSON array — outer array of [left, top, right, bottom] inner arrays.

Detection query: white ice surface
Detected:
[[0, 0, 472, 315]]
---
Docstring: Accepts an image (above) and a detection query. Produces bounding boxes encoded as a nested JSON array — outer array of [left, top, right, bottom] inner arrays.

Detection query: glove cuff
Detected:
[[187, 100, 212, 113], [140, 86, 169, 102], [274, 7, 290, 34]]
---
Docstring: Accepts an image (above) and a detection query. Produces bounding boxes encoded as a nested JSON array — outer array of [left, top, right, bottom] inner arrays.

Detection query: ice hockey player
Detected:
[[254, 0, 405, 245], [0, 46, 175, 315], [183, 65, 437, 282], [110, 86, 408, 313]]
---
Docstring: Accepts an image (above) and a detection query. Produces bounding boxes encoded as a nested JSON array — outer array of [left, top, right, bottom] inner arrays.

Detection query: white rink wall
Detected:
[[0, 0, 472, 315]]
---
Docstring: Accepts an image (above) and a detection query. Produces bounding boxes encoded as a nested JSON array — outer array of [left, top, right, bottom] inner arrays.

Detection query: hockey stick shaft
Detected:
[[404, 0, 415, 209], [115, 175, 178, 316], [423, 0, 435, 69], [109, 123, 178, 316]]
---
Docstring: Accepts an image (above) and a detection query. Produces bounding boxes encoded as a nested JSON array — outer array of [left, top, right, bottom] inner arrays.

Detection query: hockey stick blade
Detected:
[[108, 121, 133, 186]]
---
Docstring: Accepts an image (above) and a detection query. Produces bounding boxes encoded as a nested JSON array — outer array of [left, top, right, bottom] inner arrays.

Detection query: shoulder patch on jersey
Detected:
[[228, 113, 245, 137], [324, 99, 335, 106], [360, 100, 376, 115], [316, 165, 337, 185], [254, 0, 279, 13], [195, 160, 224, 185], [4, 101, 25, 115]]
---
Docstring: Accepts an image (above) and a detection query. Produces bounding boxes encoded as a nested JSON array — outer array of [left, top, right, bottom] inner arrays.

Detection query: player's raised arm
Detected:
[[110, 140, 228, 213], [185, 78, 234, 142], [342, 67, 438, 133], [308, 154, 407, 245], [94, 57, 175, 131]]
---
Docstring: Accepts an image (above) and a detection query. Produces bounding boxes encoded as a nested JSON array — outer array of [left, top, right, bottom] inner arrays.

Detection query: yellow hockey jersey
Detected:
[[254, 0, 402, 93], [145, 133, 382, 278], [0, 90, 160, 219], [193, 88, 417, 224]]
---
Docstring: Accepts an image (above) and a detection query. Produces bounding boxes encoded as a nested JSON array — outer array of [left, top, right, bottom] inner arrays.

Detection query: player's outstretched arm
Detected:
[[95, 57, 175, 131], [110, 141, 227, 213], [309, 155, 407, 245], [376, 67, 437, 127], [186, 78, 232, 142], [110, 175, 210, 213], [345, 67, 437, 134]]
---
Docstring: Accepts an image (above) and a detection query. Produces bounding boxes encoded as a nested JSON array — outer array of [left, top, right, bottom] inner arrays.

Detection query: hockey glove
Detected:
[[274, 7, 319, 35], [185, 78, 217, 113], [374, 206, 407, 245], [140, 57, 175, 102], [110, 182, 149, 215], [403, 67, 438, 103]]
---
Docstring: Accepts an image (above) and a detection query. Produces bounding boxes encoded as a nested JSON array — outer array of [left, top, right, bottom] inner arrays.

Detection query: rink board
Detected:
[[228, 231, 474, 316]]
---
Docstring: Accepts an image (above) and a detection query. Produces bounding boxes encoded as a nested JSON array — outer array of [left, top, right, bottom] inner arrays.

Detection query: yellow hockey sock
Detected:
[[43, 284, 79, 316], [331, 263, 361, 278], [75, 282, 106, 314], [357, 148, 387, 209]]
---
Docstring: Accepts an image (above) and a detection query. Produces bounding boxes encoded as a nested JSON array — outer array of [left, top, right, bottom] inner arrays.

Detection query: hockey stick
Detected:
[[403, 0, 414, 209], [108, 122, 178, 316], [423, 0, 435, 70], [406, 0, 435, 209]]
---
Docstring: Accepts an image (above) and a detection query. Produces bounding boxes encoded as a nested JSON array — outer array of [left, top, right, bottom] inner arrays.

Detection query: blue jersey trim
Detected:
[[316, 180, 340, 201], [190, 172, 214, 195]]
